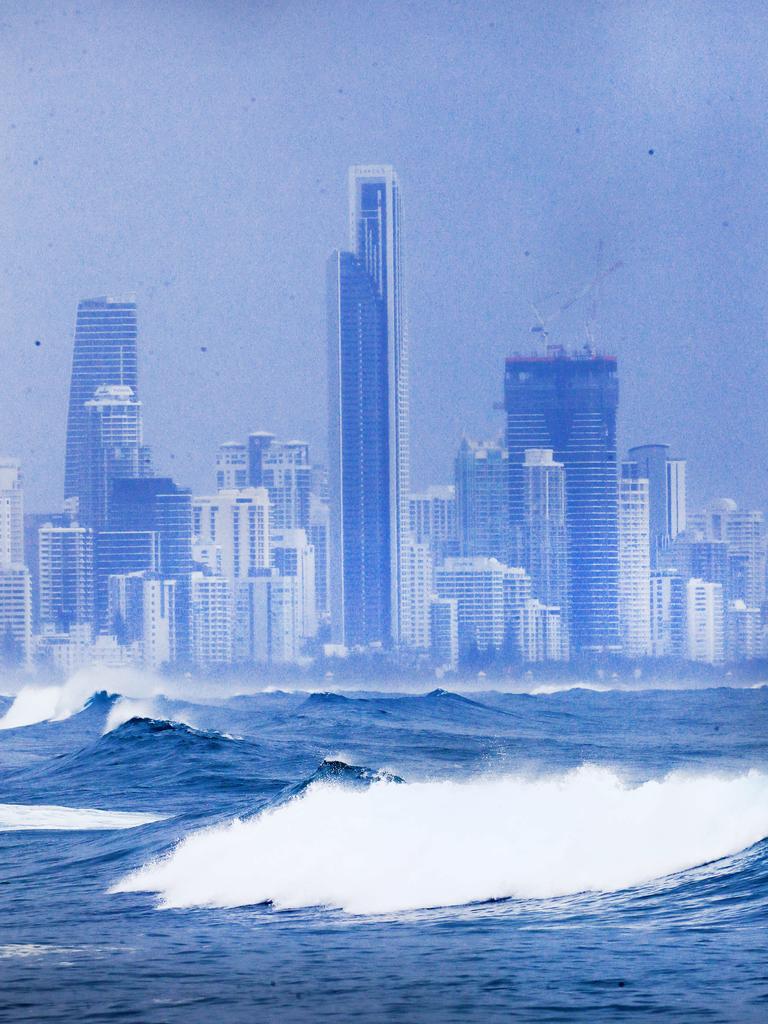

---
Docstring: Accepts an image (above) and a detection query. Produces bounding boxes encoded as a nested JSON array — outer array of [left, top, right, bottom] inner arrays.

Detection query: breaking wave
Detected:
[[0, 667, 164, 730], [112, 764, 768, 914]]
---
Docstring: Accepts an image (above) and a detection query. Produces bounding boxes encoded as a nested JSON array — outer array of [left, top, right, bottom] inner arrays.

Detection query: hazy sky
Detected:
[[2, 0, 767, 512]]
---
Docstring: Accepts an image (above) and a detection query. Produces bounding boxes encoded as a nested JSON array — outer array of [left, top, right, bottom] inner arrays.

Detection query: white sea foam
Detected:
[[0, 802, 165, 831], [0, 666, 167, 730], [111, 766, 768, 914]]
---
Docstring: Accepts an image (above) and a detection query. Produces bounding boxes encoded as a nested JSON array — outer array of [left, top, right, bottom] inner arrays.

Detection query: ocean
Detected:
[[0, 674, 766, 1022]]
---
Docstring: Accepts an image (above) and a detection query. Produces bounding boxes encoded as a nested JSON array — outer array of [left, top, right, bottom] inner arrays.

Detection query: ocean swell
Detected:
[[111, 764, 768, 914]]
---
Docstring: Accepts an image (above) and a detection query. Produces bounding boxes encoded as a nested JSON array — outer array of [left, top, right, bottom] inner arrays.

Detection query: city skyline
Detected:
[[3, 2, 768, 513], [2, 177, 766, 673]]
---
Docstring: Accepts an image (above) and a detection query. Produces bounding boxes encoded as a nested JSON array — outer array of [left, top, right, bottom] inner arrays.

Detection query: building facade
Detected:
[[38, 524, 94, 632], [522, 448, 569, 647], [618, 463, 651, 657], [627, 445, 686, 566], [216, 442, 248, 491], [455, 440, 510, 563], [435, 557, 531, 660], [504, 348, 620, 654], [80, 384, 143, 531], [0, 459, 24, 566]]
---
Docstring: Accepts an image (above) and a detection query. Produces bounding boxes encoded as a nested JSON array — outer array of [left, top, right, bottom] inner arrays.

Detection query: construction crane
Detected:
[[530, 248, 623, 345]]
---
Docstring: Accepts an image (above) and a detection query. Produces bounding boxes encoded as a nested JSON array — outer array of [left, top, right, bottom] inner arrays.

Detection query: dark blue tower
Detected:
[[109, 477, 192, 662], [504, 348, 620, 655], [327, 251, 390, 647]]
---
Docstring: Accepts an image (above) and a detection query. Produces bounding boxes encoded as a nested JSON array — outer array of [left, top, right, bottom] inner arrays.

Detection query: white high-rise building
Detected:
[[627, 445, 686, 565], [409, 486, 458, 564], [690, 499, 766, 610], [192, 489, 270, 585], [455, 439, 510, 563], [0, 459, 31, 668], [0, 459, 24, 566], [618, 465, 651, 657], [649, 569, 686, 658], [686, 578, 724, 665], [234, 571, 301, 664], [216, 442, 248, 491], [518, 599, 566, 662], [191, 572, 232, 668], [108, 571, 176, 669], [248, 433, 311, 530], [523, 449, 568, 648], [38, 524, 94, 631], [727, 599, 761, 662], [435, 557, 531, 659], [81, 385, 142, 530], [430, 597, 458, 671], [0, 566, 32, 668], [270, 529, 317, 641], [309, 494, 330, 619], [399, 538, 432, 650], [666, 460, 687, 541]]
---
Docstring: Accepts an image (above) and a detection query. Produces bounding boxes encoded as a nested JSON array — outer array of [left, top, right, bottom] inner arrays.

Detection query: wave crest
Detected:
[[111, 765, 768, 914]]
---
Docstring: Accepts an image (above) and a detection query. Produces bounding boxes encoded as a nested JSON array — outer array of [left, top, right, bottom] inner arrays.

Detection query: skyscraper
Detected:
[[248, 434, 311, 531], [38, 524, 94, 632], [435, 557, 531, 660], [399, 538, 433, 650], [216, 442, 249, 491], [0, 459, 24, 567], [191, 573, 232, 668], [64, 297, 138, 505], [618, 462, 651, 657], [192, 489, 271, 584], [107, 571, 176, 669], [649, 569, 686, 658], [455, 440, 510, 563], [234, 570, 301, 664], [408, 485, 458, 564], [110, 477, 192, 661], [81, 385, 143, 531], [94, 529, 160, 632], [504, 348, 620, 654], [308, 493, 330, 620], [271, 528, 317, 642], [522, 449, 569, 633], [327, 165, 409, 647], [0, 566, 32, 668], [627, 444, 686, 565], [686, 578, 725, 665]]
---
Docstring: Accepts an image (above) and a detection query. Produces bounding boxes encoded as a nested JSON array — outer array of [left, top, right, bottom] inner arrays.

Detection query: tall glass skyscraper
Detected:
[[327, 166, 410, 647], [64, 297, 138, 504], [504, 348, 620, 654]]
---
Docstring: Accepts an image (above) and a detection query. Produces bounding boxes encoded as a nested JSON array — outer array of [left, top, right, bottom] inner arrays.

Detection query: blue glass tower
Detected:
[[327, 166, 410, 647], [64, 297, 138, 504], [109, 478, 192, 661], [94, 530, 159, 632], [504, 348, 620, 654]]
